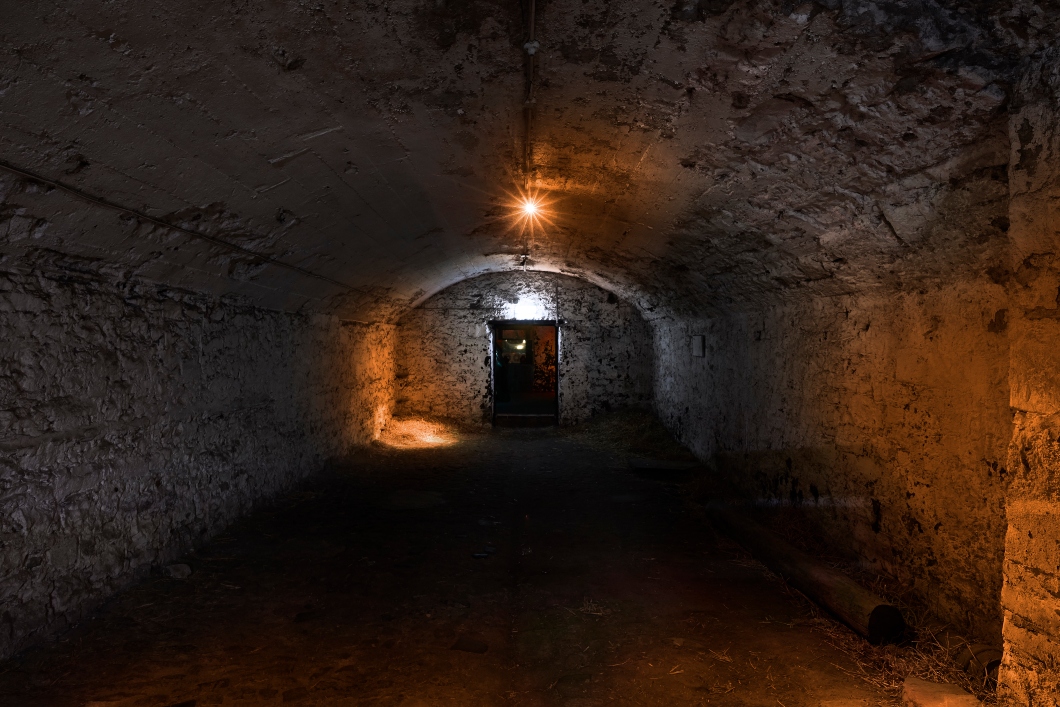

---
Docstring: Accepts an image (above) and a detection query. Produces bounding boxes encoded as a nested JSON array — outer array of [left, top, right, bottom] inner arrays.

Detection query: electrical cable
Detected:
[[523, 0, 537, 187], [521, 0, 539, 266], [0, 158, 364, 294]]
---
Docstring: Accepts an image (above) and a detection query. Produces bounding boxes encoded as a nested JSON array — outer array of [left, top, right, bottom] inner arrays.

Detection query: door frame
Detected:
[[488, 319, 560, 426]]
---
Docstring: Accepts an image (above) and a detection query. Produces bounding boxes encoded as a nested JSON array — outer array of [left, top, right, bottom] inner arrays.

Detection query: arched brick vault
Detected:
[[5, 1, 1060, 702]]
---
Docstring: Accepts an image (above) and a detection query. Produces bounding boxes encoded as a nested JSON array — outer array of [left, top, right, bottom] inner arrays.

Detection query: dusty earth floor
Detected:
[[0, 422, 891, 706]]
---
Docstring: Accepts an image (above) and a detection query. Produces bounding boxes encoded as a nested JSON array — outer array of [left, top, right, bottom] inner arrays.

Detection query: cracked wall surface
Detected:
[[654, 280, 1011, 644], [395, 272, 652, 425], [0, 268, 394, 662]]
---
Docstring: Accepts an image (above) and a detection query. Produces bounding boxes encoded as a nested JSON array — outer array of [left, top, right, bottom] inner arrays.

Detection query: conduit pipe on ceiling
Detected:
[[711, 508, 906, 645], [522, 0, 538, 187]]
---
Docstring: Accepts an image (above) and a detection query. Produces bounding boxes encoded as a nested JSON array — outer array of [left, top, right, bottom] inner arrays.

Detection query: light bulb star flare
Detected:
[[496, 188, 556, 244]]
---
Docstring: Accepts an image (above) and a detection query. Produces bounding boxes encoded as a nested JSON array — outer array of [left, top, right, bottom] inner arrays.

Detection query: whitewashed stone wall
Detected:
[[395, 271, 653, 425]]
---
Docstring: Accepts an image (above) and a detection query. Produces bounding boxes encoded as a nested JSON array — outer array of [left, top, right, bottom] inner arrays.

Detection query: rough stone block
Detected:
[[1000, 497, 1060, 703], [999, 614, 1060, 706], [1010, 318, 1060, 415], [901, 677, 980, 707], [1002, 504, 1060, 592], [162, 563, 192, 579]]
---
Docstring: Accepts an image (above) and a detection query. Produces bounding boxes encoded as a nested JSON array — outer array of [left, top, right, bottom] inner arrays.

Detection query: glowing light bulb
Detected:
[[521, 199, 539, 217]]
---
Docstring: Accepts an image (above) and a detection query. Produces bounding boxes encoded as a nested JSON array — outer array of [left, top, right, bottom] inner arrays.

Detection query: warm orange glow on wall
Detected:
[[378, 418, 457, 449]]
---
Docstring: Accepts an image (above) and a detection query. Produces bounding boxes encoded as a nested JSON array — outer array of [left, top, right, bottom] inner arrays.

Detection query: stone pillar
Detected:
[[1001, 47, 1060, 706]]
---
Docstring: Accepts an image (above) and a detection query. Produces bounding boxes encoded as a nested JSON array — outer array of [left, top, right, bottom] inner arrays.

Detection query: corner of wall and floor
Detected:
[[0, 263, 396, 662], [649, 45, 1060, 706]]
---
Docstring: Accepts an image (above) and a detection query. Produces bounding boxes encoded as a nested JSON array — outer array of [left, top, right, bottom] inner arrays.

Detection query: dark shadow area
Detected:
[[0, 417, 890, 706], [628, 458, 703, 484]]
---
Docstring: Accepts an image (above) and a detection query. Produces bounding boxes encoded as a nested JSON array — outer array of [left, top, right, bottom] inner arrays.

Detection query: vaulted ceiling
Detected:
[[2, 1, 1056, 321]]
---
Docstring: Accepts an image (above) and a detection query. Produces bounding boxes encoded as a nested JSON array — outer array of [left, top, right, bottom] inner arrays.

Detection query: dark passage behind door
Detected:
[[493, 323, 557, 426]]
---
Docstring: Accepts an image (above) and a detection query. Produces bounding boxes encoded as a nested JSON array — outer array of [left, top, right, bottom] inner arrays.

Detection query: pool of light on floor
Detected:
[[378, 418, 458, 449]]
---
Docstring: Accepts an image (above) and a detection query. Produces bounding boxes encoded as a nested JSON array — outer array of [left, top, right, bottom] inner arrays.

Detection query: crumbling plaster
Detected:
[[395, 271, 653, 425], [0, 267, 395, 662]]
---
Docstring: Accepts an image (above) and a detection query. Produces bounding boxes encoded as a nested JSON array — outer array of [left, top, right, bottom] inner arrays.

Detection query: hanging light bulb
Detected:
[[503, 189, 554, 237]]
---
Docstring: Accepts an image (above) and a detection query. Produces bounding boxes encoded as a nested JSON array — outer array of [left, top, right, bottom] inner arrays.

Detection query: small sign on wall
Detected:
[[691, 335, 705, 358]]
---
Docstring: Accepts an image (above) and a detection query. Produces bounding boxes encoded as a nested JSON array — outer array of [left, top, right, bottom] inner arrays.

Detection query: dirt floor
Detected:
[[0, 420, 894, 706]]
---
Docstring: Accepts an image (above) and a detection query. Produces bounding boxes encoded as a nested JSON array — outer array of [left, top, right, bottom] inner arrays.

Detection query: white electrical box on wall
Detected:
[[691, 335, 705, 357]]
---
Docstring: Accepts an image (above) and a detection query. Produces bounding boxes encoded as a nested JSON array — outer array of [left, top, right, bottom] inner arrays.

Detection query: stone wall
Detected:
[[0, 269, 395, 661], [998, 47, 1060, 706], [653, 280, 1012, 644], [395, 272, 652, 425]]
